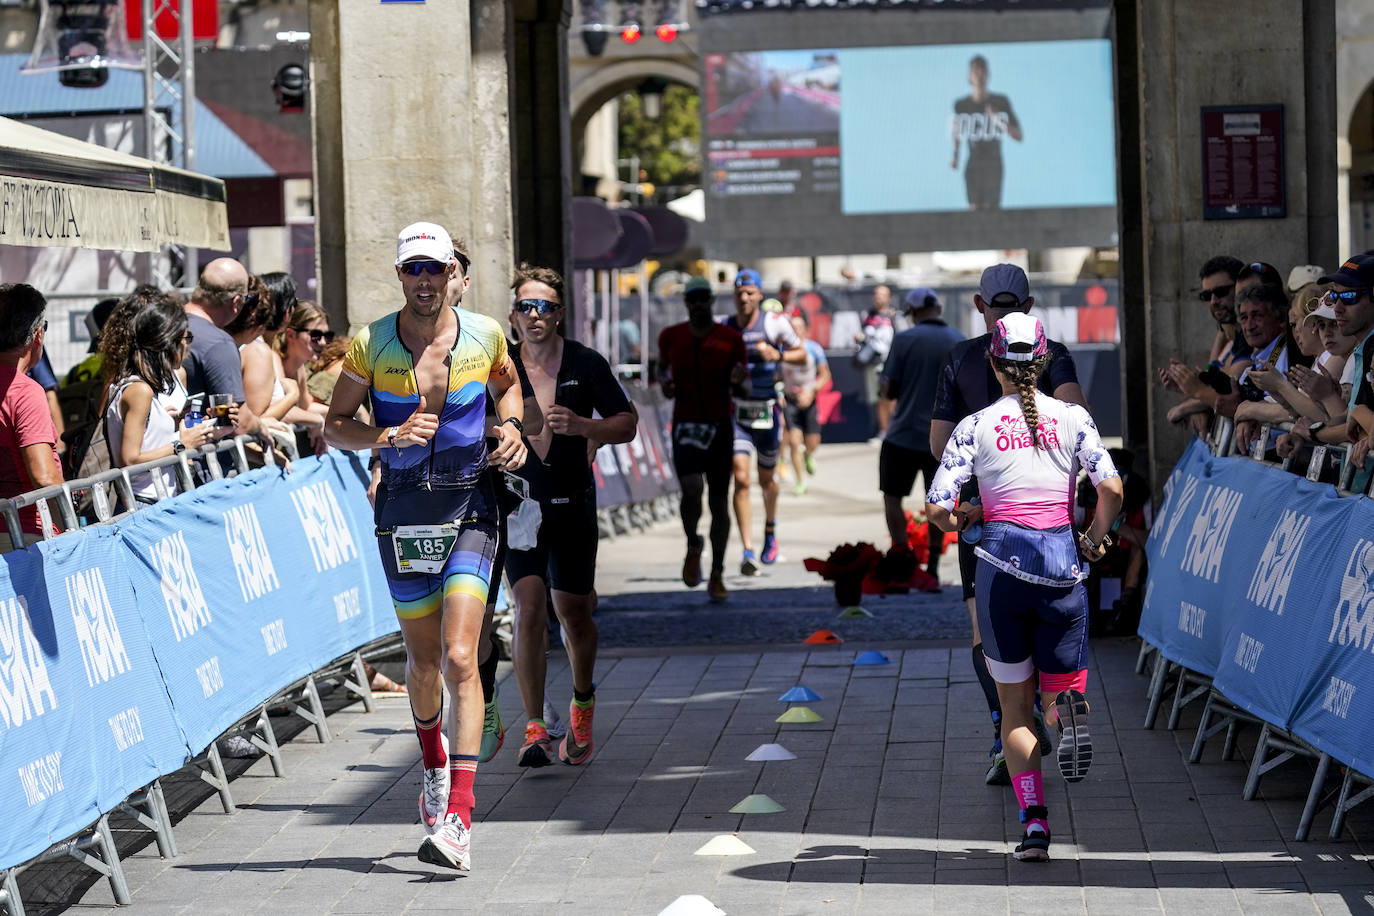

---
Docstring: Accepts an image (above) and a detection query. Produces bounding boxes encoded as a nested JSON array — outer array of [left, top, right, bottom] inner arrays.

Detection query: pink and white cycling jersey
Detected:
[[926, 393, 1118, 529]]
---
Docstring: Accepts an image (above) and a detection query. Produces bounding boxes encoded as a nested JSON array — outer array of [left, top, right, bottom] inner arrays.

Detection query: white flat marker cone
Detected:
[[746, 743, 797, 762], [694, 834, 756, 856], [658, 895, 726, 916]]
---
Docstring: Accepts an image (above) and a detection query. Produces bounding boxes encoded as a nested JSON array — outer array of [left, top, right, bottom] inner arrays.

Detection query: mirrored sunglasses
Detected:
[[513, 298, 560, 315], [400, 260, 448, 277]]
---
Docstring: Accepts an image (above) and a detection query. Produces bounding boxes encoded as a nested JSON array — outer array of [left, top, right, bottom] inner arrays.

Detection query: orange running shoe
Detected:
[[517, 719, 554, 769], [559, 698, 595, 766]]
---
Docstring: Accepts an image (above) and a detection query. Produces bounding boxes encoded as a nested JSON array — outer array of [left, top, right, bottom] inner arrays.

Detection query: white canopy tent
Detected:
[[0, 115, 228, 253]]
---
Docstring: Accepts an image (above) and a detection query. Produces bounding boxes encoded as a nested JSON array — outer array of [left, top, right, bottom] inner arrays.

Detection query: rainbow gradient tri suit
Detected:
[[341, 305, 511, 619]]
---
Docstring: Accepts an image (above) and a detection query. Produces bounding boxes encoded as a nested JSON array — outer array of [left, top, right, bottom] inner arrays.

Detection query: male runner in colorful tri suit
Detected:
[[725, 267, 806, 575], [927, 312, 1121, 862], [325, 222, 527, 873], [658, 276, 749, 601], [503, 264, 638, 770]]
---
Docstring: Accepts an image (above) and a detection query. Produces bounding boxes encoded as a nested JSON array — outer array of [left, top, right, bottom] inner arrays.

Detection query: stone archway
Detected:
[[568, 57, 700, 183], [1345, 75, 1374, 253]]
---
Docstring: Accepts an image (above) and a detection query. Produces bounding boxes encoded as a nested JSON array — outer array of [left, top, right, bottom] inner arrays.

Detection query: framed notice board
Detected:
[[1201, 104, 1285, 220]]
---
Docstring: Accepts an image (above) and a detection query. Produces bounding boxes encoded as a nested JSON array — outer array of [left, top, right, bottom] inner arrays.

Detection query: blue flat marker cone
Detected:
[[853, 650, 891, 666], [778, 686, 822, 703]]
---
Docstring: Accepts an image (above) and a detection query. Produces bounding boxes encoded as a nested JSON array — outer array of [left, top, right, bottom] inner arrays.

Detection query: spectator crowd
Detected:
[[1158, 252, 1374, 486]]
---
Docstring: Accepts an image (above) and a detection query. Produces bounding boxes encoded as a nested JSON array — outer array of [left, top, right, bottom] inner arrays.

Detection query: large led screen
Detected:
[[841, 41, 1116, 212], [701, 37, 1118, 259]]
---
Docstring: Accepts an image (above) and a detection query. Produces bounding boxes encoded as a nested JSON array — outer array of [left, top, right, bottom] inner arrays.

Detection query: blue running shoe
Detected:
[[740, 550, 761, 576], [761, 531, 779, 565]]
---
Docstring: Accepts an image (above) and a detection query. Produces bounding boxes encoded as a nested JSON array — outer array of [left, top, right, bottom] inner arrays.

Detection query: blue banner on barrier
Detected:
[[0, 526, 189, 869], [117, 451, 396, 756], [1141, 439, 1373, 776], [1288, 496, 1374, 777]]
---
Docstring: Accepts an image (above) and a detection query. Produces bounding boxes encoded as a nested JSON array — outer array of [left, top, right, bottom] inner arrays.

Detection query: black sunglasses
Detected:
[[295, 327, 336, 344], [399, 260, 448, 277], [513, 299, 560, 315], [1199, 284, 1235, 302]]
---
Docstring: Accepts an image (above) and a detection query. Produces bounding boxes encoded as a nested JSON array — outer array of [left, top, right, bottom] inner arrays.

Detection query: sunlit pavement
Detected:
[[34, 443, 1374, 914]]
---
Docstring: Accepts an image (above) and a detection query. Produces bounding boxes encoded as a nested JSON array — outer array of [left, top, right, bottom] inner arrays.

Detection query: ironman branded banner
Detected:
[[0, 526, 188, 870], [116, 451, 396, 756], [1140, 439, 1370, 774]]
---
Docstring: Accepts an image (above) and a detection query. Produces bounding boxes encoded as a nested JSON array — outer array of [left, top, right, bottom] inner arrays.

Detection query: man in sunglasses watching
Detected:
[[727, 267, 806, 576], [1197, 255, 1248, 367], [502, 264, 637, 772], [658, 276, 749, 601], [1321, 255, 1374, 467], [325, 222, 528, 873]]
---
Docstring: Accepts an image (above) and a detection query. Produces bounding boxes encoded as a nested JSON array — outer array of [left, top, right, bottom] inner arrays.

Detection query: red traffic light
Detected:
[[656, 24, 678, 41], [621, 24, 641, 43]]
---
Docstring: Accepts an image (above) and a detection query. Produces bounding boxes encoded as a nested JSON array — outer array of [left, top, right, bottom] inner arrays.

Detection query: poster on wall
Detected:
[[1201, 104, 1285, 220]]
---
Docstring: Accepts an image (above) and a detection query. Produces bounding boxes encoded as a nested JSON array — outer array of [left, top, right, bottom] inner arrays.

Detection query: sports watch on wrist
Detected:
[[501, 416, 525, 435], [172, 439, 186, 455], [386, 426, 399, 449]]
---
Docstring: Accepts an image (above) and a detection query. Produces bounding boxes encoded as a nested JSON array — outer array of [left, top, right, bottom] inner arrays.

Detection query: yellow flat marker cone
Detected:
[[694, 834, 756, 856], [658, 896, 726, 916], [730, 793, 785, 814], [839, 605, 873, 619], [776, 705, 823, 724]]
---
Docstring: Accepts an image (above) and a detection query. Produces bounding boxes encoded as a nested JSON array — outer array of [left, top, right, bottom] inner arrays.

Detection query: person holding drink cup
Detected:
[[100, 292, 233, 503]]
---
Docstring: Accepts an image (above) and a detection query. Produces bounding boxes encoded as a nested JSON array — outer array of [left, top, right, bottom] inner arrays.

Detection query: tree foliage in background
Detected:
[[618, 85, 700, 199]]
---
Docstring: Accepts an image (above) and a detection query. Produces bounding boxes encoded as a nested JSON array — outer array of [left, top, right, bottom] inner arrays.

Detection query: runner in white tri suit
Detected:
[[926, 313, 1123, 863]]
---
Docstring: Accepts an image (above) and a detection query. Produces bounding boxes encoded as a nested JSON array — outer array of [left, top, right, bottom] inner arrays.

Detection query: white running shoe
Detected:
[[418, 813, 471, 871], [543, 697, 567, 740], [418, 766, 449, 835]]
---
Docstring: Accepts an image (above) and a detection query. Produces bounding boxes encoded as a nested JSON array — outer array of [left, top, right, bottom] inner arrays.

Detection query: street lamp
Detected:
[[22, 0, 142, 88], [639, 77, 668, 122]]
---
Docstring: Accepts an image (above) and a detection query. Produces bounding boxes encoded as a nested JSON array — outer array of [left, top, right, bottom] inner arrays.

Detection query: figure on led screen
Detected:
[[950, 55, 1022, 210]]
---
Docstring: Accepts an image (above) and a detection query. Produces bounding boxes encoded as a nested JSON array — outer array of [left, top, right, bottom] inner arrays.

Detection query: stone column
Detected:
[[511, 1, 574, 316], [1116, 0, 1338, 492], [310, 0, 517, 329]]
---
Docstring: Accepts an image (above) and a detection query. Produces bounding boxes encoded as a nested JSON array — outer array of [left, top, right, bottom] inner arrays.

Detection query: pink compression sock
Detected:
[[1012, 769, 1049, 835]]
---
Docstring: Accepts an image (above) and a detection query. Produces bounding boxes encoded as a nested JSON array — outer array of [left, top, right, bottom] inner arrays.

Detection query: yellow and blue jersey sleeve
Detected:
[[348, 309, 506, 488]]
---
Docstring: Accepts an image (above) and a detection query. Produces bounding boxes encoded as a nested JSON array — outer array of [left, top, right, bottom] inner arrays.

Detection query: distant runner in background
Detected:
[[726, 268, 806, 575], [658, 276, 748, 601], [781, 311, 829, 495]]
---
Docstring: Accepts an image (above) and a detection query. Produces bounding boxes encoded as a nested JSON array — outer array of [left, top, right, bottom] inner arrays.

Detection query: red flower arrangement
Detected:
[[905, 508, 958, 565], [805, 540, 941, 603], [804, 542, 881, 606]]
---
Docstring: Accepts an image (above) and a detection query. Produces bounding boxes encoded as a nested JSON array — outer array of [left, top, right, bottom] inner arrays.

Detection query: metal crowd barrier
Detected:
[[0, 431, 403, 915], [1135, 416, 1374, 842]]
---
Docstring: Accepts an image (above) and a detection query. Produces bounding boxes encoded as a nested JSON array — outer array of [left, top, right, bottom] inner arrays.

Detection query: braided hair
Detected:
[[990, 351, 1052, 449]]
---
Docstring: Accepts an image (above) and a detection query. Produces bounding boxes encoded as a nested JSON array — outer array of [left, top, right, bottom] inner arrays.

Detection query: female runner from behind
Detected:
[[925, 312, 1122, 862]]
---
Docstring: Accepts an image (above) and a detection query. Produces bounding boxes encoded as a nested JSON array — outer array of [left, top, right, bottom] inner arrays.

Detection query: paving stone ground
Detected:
[[17, 444, 1374, 914]]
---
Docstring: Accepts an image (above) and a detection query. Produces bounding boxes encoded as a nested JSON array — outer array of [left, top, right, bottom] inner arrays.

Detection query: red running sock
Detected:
[[447, 755, 478, 828], [1012, 769, 1049, 835], [413, 710, 447, 770]]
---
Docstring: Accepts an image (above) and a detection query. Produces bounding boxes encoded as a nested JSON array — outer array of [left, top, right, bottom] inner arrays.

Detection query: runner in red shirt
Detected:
[[658, 277, 748, 601]]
